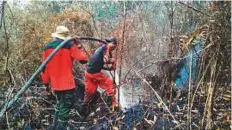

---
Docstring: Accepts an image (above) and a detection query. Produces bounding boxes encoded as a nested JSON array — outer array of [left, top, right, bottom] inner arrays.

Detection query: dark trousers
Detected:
[[53, 89, 75, 130]]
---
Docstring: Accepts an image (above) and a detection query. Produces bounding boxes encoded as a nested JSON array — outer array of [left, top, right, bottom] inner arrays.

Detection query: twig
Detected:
[[137, 43, 213, 73], [6, 112, 9, 129], [187, 49, 193, 130], [178, 2, 210, 17], [118, 1, 128, 107], [136, 58, 175, 73], [8, 69, 16, 86], [205, 62, 217, 129], [100, 94, 112, 113], [127, 61, 179, 125], [201, 35, 220, 129], [168, 82, 174, 110], [79, 5, 100, 37], [1, 85, 16, 121], [3, 3, 9, 75], [123, 54, 150, 80], [204, 42, 220, 130], [0, 1, 6, 29], [190, 53, 215, 120], [168, 1, 174, 111]]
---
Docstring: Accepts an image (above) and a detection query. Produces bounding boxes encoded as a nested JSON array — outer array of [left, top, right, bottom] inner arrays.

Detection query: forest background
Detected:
[[0, 1, 231, 129]]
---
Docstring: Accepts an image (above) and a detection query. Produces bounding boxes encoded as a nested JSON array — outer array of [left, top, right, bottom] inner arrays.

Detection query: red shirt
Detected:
[[41, 39, 88, 91]]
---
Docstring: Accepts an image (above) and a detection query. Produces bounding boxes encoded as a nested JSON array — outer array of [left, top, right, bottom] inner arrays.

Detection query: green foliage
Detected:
[[93, 1, 118, 21]]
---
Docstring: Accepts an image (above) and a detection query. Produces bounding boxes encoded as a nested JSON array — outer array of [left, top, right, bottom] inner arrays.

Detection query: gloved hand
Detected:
[[110, 57, 116, 70], [73, 37, 82, 44]]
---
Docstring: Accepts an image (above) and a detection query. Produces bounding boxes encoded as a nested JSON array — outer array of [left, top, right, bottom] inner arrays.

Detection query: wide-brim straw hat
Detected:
[[51, 26, 71, 40]]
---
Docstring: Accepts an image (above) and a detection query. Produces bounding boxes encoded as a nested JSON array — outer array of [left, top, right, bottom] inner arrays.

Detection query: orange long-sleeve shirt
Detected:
[[41, 38, 88, 91]]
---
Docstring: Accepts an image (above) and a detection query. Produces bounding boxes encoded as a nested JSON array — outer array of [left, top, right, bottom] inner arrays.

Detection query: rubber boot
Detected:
[[80, 91, 101, 118], [106, 96, 120, 112], [105, 96, 113, 108]]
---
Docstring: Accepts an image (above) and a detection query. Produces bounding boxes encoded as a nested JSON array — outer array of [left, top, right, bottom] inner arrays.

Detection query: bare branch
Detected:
[[178, 2, 210, 17]]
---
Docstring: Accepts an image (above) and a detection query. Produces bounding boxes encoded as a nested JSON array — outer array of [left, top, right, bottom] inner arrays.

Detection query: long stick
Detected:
[[0, 1, 6, 29], [187, 51, 193, 130], [129, 65, 179, 125], [118, 1, 127, 107]]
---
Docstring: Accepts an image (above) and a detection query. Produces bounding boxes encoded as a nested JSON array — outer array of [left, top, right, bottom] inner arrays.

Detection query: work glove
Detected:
[[110, 57, 116, 70], [73, 37, 83, 48], [104, 55, 115, 63], [73, 36, 82, 43], [111, 57, 116, 63]]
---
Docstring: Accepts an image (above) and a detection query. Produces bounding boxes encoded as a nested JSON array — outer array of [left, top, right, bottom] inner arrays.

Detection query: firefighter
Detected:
[[41, 26, 88, 129], [83, 37, 118, 116]]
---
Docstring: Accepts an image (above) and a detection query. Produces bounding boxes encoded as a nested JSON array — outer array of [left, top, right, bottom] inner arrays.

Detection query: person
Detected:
[[41, 25, 88, 130], [83, 37, 118, 115]]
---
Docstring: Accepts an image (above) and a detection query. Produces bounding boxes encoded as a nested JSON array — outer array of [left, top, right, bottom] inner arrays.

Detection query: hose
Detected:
[[0, 37, 108, 119]]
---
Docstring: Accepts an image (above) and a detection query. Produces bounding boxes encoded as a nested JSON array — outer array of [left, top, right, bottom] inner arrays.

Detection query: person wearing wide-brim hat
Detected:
[[41, 26, 89, 129], [51, 25, 71, 40]]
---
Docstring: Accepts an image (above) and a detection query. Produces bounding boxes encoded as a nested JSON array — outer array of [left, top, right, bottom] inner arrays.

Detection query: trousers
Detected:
[[84, 72, 116, 104]]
